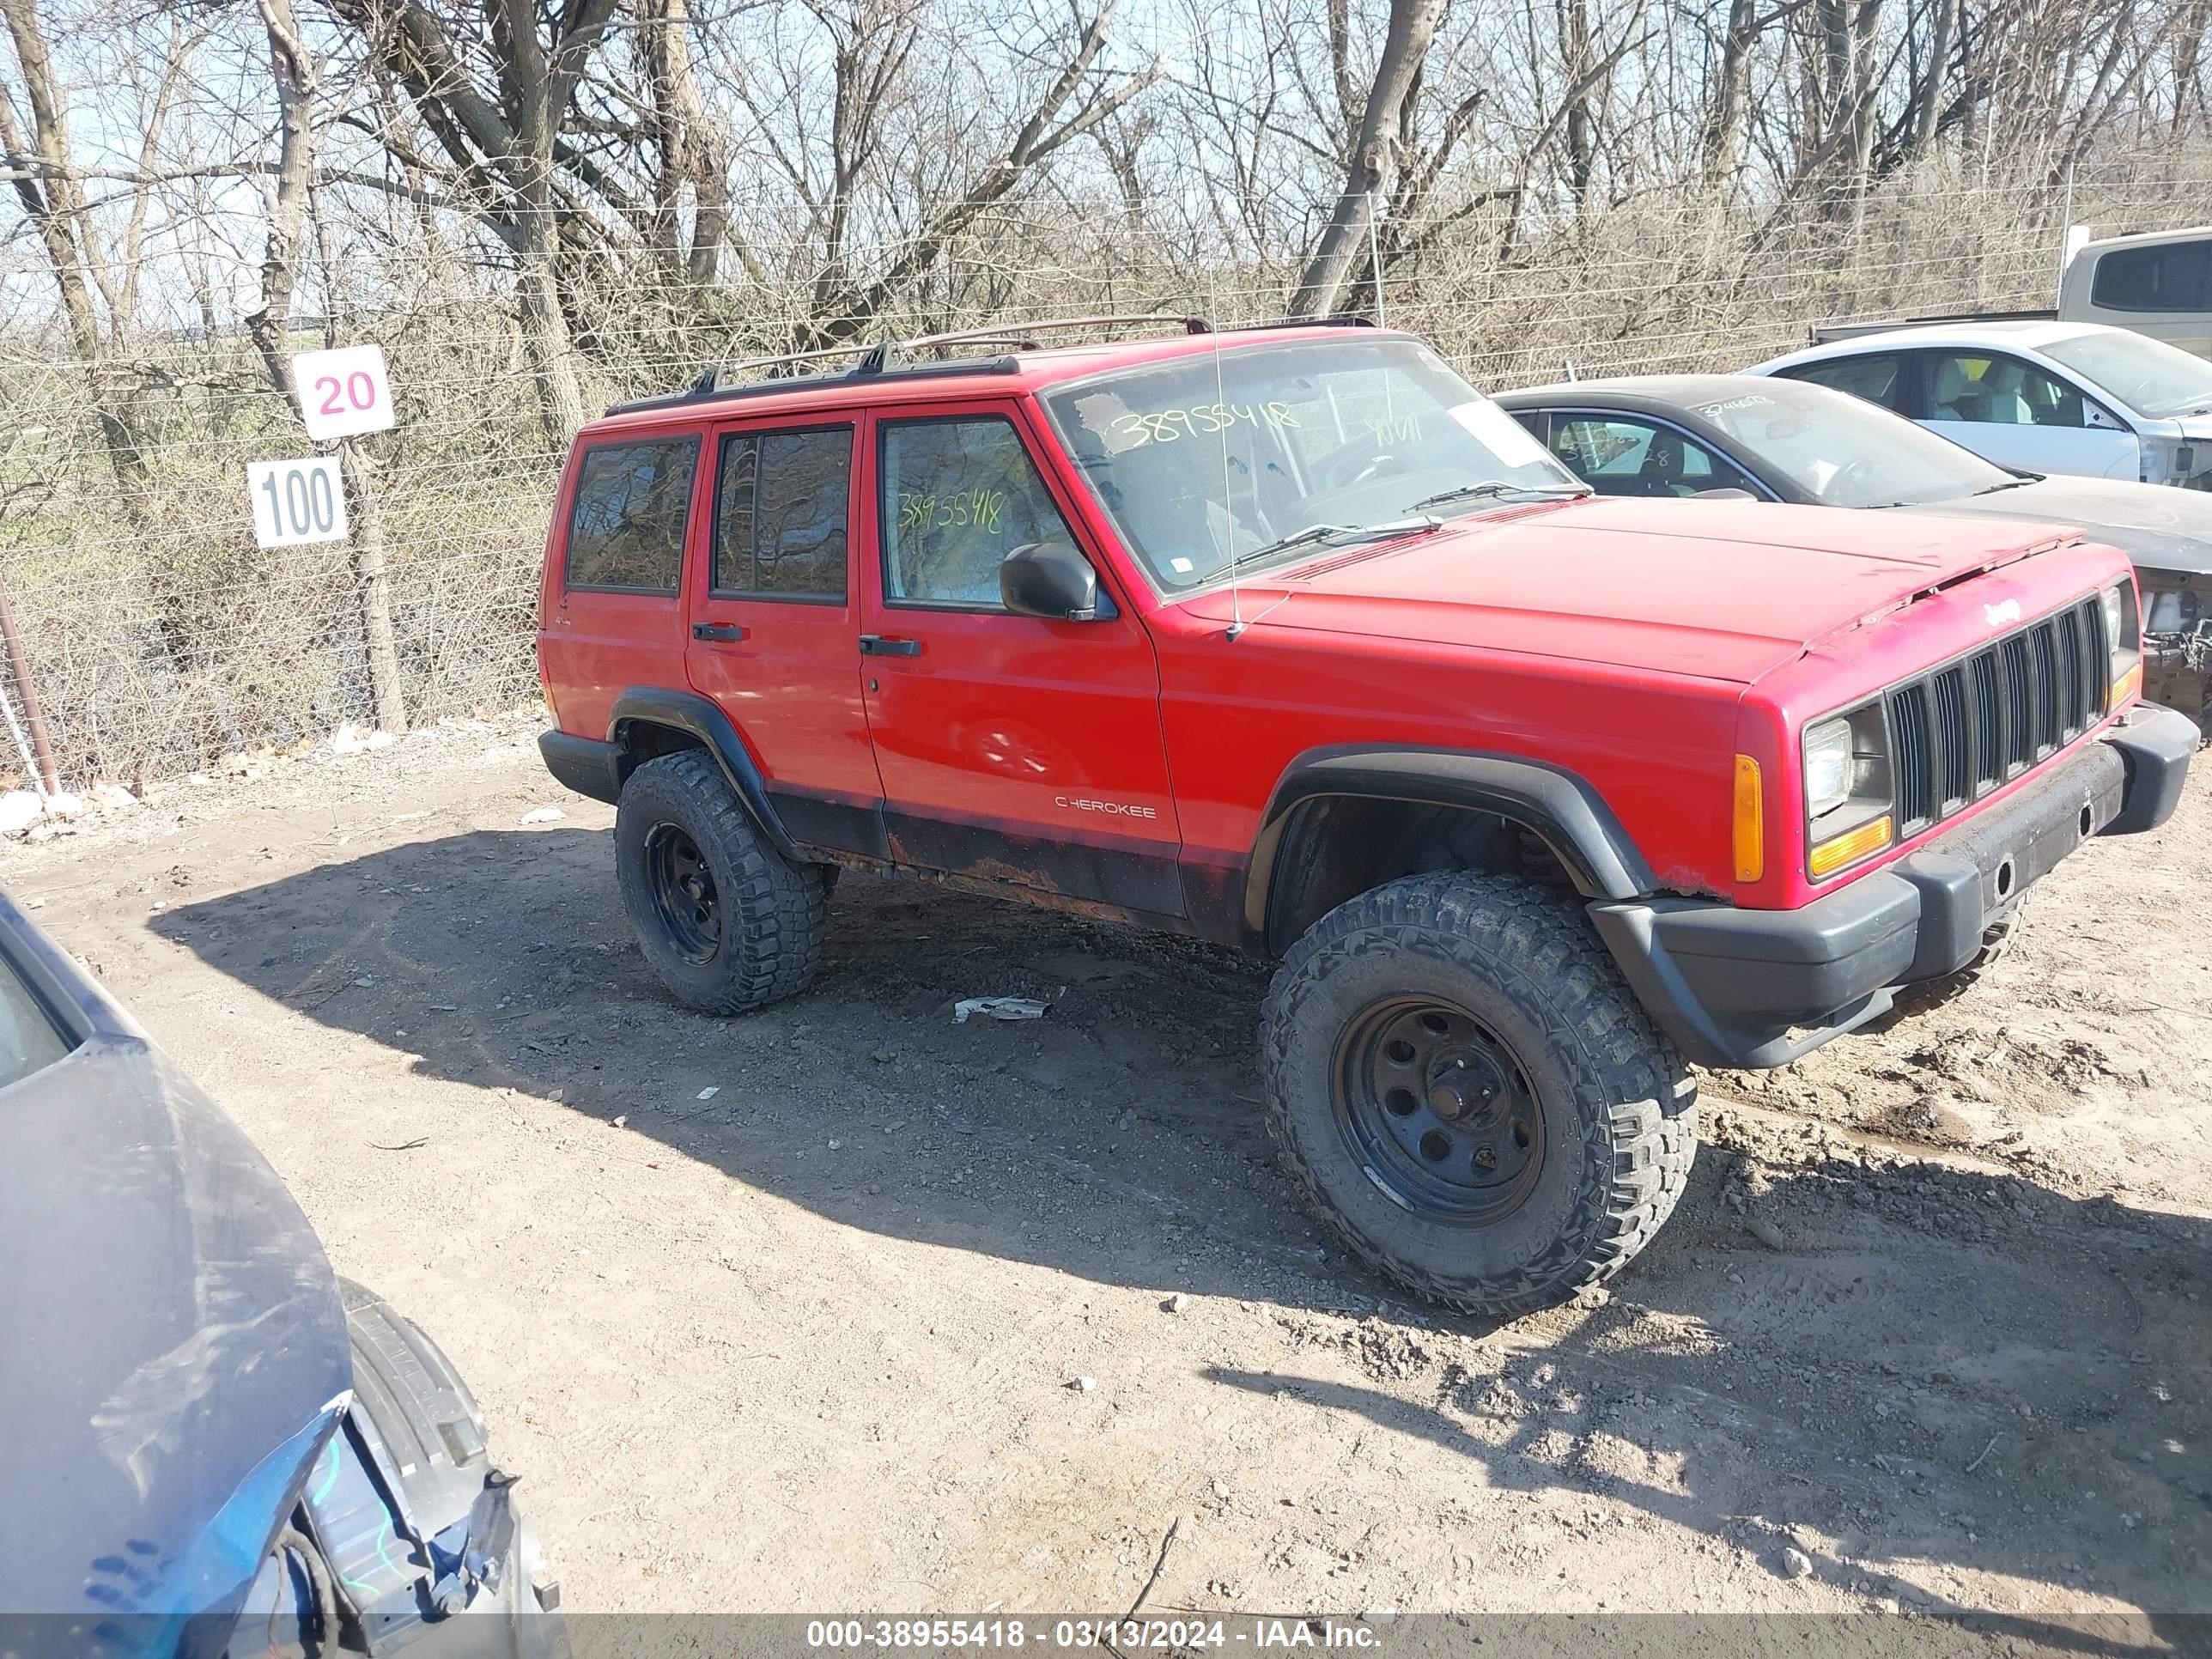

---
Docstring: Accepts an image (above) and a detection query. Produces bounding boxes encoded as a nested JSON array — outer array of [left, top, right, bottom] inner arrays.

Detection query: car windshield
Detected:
[[1040, 337, 1583, 592], [2040, 329, 2212, 419], [1696, 377, 2015, 506]]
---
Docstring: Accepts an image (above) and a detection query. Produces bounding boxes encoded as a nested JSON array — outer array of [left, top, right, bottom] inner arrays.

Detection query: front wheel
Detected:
[[1261, 872, 1696, 1317]]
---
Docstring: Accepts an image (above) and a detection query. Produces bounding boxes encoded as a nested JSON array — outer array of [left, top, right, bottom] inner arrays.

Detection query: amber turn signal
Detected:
[[2111, 660, 2142, 708], [1809, 813, 1893, 878], [1731, 755, 1763, 882]]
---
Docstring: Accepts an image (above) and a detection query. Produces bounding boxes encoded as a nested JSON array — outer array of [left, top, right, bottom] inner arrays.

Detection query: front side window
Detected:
[[1783, 353, 1907, 411], [714, 426, 852, 599], [1042, 337, 1580, 592], [2090, 241, 2209, 313], [1922, 351, 2087, 428], [1547, 416, 1759, 497], [878, 417, 1080, 607], [0, 951, 70, 1092], [565, 438, 698, 592]]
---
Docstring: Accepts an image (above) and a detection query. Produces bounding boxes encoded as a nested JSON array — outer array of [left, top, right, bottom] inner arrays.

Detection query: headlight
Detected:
[[1803, 704, 1893, 878], [2102, 579, 2142, 704], [1803, 720, 1854, 819]]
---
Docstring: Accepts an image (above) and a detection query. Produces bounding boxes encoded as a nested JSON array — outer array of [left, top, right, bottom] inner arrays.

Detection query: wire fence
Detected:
[[1, 155, 2203, 786]]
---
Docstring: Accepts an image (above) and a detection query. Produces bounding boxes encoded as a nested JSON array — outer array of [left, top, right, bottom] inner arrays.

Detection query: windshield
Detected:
[[1040, 337, 1581, 591], [2041, 328, 2212, 419], [1695, 377, 2014, 506]]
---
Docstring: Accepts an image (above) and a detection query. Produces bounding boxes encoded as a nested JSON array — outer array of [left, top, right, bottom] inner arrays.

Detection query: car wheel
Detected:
[[1261, 872, 1696, 1317], [615, 750, 826, 1014]]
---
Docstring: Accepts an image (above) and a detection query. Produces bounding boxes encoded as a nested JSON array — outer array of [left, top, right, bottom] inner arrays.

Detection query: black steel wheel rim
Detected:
[[645, 823, 721, 964], [1331, 994, 1547, 1224]]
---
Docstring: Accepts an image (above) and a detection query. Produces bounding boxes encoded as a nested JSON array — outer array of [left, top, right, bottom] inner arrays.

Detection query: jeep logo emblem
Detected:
[[1984, 599, 2023, 627]]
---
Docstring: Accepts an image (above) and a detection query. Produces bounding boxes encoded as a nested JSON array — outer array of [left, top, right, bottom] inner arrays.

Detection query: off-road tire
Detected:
[[1261, 872, 1696, 1318], [615, 750, 825, 1014]]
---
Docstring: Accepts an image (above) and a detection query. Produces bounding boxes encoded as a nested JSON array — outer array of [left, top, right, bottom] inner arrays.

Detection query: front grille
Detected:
[[1884, 596, 2107, 836]]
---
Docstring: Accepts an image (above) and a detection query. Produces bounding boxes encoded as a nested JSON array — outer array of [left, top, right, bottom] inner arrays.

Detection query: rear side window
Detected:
[[714, 427, 852, 599], [1783, 354, 1906, 411], [564, 438, 698, 593], [2091, 241, 2209, 313]]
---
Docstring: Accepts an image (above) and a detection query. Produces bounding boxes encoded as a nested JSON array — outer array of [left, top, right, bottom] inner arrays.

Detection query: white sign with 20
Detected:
[[289, 343, 395, 441], [247, 457, 350, 548]]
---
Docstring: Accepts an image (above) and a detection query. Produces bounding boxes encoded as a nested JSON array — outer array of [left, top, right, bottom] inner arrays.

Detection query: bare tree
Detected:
[[0, 0, 192, 482], [317, 0, 623, 444], [1286, 0, 1440, 317], [242, 0, 408, 732]]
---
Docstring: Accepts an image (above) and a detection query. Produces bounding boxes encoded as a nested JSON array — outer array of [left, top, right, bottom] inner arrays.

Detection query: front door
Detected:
[[1914, 349, 2141, 480], [855, 402, 1183, 916], [684, 417, 886, 856]]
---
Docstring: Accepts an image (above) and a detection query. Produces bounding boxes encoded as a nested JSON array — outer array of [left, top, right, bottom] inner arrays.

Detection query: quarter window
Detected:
[[2090, 241, 2209, 313], [878, 417, 1080, 608], [714, 427, 852, 599], [564, 439, 698, 593]]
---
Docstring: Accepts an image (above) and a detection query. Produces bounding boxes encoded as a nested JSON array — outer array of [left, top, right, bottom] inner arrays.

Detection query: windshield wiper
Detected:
[[1971, 474, 2043, 495], [1207, 516, 1443, 579], [1407, 480, 1592, 514]]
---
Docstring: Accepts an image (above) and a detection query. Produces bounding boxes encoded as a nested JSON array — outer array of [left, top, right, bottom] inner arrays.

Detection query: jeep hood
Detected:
[[1177, 498, 2078, 683]]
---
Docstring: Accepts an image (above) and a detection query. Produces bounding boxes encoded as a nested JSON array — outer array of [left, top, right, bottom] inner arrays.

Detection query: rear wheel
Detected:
[[615, 751, 825, 1013], [1261, 872, 1696, 1317]]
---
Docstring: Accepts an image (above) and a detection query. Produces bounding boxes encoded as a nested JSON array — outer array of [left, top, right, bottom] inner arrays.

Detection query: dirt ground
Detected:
[[6, 716, 2206, 1650]]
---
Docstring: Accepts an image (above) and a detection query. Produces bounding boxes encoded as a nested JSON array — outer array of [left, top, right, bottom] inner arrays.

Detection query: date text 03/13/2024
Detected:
[[804, 1620, 1385, 1650]]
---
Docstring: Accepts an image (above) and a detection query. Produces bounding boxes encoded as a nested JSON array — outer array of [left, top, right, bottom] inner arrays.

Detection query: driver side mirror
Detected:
[[1000, 542, 1110, 622]]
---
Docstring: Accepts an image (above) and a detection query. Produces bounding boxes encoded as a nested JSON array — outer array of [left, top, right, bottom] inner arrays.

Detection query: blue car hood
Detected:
[[0, 1024, 350, 1626]]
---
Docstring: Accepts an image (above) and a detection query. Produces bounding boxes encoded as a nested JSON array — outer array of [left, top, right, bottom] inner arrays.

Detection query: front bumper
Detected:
[[1592, 702, 2197, 1068]]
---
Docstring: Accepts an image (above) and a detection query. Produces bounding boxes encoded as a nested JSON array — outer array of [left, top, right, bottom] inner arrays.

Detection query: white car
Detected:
[[1750, 320, 2212, 489]]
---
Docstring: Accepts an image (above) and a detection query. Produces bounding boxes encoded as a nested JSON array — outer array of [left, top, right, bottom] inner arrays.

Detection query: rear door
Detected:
[[684, 416, 886, 857], [854, 399, 1183, 916]]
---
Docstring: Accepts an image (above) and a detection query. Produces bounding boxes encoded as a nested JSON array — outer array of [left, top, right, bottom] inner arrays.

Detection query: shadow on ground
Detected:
[[151, 829, 2211, 1644]]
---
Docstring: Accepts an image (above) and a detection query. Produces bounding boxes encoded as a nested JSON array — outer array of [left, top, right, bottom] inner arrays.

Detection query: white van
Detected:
[[1814, 228, 2212, 362], [2063, 227, 2212, 359]]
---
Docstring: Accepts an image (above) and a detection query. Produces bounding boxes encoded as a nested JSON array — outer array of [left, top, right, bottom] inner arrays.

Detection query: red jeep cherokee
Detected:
[[536, 319, 2194, 1315]]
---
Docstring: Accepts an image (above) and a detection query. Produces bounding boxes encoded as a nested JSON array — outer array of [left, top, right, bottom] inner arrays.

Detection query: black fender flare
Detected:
[[1243, 745, 1656, 951], [606, 687, 802, 862]]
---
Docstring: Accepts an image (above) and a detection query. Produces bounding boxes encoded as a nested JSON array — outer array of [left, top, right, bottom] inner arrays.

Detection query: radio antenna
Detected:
[[1209, 264, 1243, 639]]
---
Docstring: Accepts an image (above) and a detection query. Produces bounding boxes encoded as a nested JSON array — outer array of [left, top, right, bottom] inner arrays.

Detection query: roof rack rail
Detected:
[[853, 313, 1212, 373], [613, 310, 1387, 418], [691, 341, 880, 395], [1224, 313, 1378, 332]]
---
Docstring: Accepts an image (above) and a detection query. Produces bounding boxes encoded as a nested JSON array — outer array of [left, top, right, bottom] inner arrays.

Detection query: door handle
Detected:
[[858, 635, 921, 657], [692, 622, 747, 642]]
